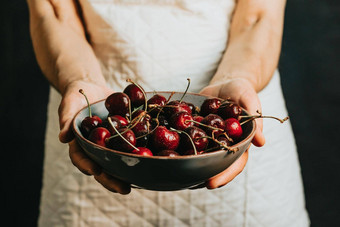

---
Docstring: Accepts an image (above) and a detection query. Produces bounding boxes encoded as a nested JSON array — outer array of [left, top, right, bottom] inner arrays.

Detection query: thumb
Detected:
[[58, 92, 87, 143]]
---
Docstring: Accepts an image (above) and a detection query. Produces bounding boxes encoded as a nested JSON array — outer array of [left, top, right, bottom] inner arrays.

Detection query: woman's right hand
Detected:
[[58, 80, 131, 194]]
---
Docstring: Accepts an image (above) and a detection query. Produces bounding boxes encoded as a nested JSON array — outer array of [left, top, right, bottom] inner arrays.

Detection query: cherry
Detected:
[[225, 118, 243, 141], [156, 150, 180, 157], [200, 114, 225, 136], [192, 115, 204, 127], [163, 100, 192, 118], [132, 147, 153, 156], [217, 102, 242, 120], [102, 115, 121, 133], [147, 94, 167, 117], [109, 114, 129, 127], [123, 83, 145, 109], [151, 126, 180, 151], [106, 127, 137, 152], [105, 92, 131, 117], [200, 98, 221, 116], [169, 111, 194, 131], [180, 126, 208, 152], [147, 94, 167, 107], [79, 89, 103, 138], [184, 102, 198, 115], [207, 135, 233, 151], [88, 127, 111, 147]]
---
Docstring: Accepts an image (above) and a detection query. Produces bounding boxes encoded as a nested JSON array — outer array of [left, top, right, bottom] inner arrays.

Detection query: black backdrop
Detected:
[[1, 1, 339, 226]]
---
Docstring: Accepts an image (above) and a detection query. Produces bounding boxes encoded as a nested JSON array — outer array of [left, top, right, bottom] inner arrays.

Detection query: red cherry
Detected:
[[147, 94, 167, 106], [106, 128, 137, 152], [132, 147, 153, 156], [225, 118, 243, 140], [147, 94, 167, 117], [208, 135, 233, 151], [88, 127, 111, 147], [200, 114, 225, 136], [110, 114, 129, 127], [123, 84, 145, 108], [81, 115, 102, 138], [102, 116, 122, 134], [169, 111, 194, 131], [151, 126, 180, 151], [79, 89, 103, 137], [217, 102, 242, 120], [192, 115, 204, 127], [105, 92, 131, 117], [180, 126, 208, 152], [200, 98, 221, 116], [164, 100, 192, 118]]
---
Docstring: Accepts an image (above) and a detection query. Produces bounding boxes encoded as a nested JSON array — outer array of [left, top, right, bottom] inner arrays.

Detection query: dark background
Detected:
[[1, 1, 339, 226]]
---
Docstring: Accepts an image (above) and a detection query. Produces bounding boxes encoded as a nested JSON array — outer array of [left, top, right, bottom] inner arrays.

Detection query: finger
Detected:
[[238, 89, 265, 147], [94, 172, 131, 195], [206, 149, 249, 189], [69, 140, 101, 176], [58, 93, 87, 143]]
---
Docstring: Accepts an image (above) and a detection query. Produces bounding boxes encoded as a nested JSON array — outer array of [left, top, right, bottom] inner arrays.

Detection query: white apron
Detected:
[[38, 1, 309, 226]]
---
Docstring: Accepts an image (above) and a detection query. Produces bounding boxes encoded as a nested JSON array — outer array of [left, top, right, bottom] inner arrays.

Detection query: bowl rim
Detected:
[[72, 91, 256, 160]]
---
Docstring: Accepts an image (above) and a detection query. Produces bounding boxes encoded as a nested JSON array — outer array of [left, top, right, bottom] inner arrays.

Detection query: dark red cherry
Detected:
[[169, 111, 194, 131], [200, 98, 221, 116], [200, 114, 225, 136], [132, 147, 153, 156], [106, 128, 137, 152], [79, 89, 103, 137], [225, 118, 243, 140], [81, 115, 102, 138], [147, 94, 167, 117], [109, 114, 129, 127], [151, 126, 180, 151], [123, 84, 145, 108], [184, 102, 198, 115], [192, 115, 204, 127], [147, 94, 167, 107], [217, 102, 242, 120], [88, 127, 111, 147], [180, 126, 208, 152], [102, 116, 121, 134], [208, 135, 233, 151], [105, 92, 131, 117], [164, 100, 192, 118], [156, 150, 180, 157]]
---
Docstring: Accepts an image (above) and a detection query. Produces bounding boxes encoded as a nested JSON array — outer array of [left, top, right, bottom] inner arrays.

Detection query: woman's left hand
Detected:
[[199, 77, 265, 189]]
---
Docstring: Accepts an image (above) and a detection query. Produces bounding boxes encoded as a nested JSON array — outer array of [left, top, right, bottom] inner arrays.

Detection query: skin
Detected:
[[27, 0, 286, 194]]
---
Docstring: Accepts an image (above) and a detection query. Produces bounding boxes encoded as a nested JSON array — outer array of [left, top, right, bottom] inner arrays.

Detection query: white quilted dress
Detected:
[[38, 0, 310, 226]]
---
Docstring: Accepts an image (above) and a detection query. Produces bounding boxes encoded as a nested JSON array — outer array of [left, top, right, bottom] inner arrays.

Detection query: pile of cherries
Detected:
[[79, 79, 287, 157]]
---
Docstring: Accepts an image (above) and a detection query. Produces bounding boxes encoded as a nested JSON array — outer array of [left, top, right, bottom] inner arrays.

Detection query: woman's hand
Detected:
[[200, 77, 265, 189], [58, 80, 131, 194]]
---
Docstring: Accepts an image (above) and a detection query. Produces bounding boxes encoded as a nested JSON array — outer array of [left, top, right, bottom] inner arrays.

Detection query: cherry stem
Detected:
[[179, 78, 190, 103], [185, 120, 224, 132], [126, 78, 148, 112], [170, 127, 197, 155], [79, 89, 92, 117], [107, 117, 139, 151], [240, 110, 289, 126]]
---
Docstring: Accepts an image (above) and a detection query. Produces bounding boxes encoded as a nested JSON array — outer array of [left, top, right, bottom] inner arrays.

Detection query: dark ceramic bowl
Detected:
[[73, 92, 256, 191]]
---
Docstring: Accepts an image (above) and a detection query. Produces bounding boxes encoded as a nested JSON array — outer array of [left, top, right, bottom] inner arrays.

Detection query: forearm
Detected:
[[212, 0, 286, 92], [27, 0, 106, 94]]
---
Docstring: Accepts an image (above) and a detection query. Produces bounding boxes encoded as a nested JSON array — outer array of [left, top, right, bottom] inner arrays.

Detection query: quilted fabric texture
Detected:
[[38, 1, 309, 226]]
